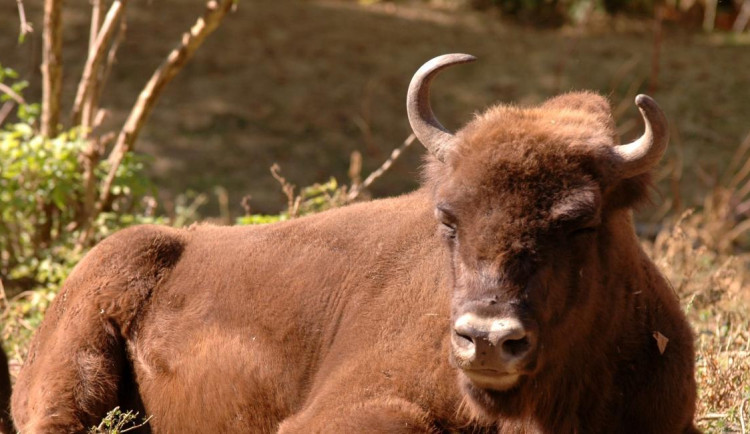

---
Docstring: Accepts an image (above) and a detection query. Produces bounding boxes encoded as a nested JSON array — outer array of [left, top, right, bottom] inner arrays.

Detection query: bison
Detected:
[[12, 54, 698, 433]]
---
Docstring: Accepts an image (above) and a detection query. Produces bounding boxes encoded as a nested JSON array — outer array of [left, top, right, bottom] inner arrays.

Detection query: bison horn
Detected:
[[612, 94, 669, 178], [407, 53, 477, 162]]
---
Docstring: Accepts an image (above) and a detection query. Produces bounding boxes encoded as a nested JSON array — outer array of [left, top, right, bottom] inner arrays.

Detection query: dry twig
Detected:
[[347, 134, 416, 202], [82, 0, 104, 132], [0, 279, 7, 313], [704, 0, 718, 31], [120, 416, 153, 434], [85, 13, 127, 135], [99, 17, 127, 102], [270, 164, 300, 217], [15, 0, 33, 42], [734, 0, 750, 33], [0, 82, 26, 106], [71, 0, 127, 127], [88, 0, 103, 52], [0, 102, 14, 127]]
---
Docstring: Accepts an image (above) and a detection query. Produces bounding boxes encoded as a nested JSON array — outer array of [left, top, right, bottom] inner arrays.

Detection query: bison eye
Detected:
[[569, 225, 598, 238], [442, 223, 457, 239], [435, 207, 458, 240]]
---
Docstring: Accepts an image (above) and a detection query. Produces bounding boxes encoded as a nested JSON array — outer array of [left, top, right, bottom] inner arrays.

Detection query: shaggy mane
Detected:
[[421, 91, 652, 211]]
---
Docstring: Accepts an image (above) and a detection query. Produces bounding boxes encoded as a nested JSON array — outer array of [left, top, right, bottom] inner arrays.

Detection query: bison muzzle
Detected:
[[12, 54, 699, 433]]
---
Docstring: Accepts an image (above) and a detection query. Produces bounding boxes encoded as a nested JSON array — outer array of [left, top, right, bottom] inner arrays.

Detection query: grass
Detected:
[[643, 137, 750, 431], [646, 214, 750, 431]]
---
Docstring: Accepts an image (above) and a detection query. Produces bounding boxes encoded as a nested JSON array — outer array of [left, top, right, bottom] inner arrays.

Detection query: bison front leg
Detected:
[[278, 397, 437, 434]]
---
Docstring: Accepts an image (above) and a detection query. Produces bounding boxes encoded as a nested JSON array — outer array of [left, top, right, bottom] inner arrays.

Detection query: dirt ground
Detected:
[[0, 0, 748, 217]]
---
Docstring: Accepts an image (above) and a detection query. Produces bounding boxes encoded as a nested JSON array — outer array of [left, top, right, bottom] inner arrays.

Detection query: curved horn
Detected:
[[612, 94, 669, 178], [407, 53, 477, 162]]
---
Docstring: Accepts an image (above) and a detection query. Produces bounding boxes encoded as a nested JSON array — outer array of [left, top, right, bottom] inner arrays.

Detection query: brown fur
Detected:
[[12, 92, 697, 433]]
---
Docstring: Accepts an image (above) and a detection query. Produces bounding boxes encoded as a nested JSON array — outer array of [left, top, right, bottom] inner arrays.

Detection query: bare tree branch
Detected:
[[703, 0, 717, 32], [74, 0, 107, 236], [88, 0, 102, 52], [81, 0, 234, 242], [0, 102, 15, 128], [81, 0, 104, 130], [16, 0, 33, 42], [41, 0, 63, 138], [347, 134, 416, 202], [76, 10, 128, 237], [734, 0, 750, 33], [0, 82, 26, 106], [88, 15, 127, 132], [270, 164, 299, 218], [72, 0, 127, 127]]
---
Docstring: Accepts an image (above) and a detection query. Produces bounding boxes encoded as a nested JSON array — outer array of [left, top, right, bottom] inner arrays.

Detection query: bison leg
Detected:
[[10, 293, 126, 433], [12, 226, 183, 433], [278, 397, 436, 434]]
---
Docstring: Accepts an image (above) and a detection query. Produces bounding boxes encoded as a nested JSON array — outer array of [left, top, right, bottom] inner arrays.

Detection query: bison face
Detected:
[[434, 145, 606, 413], [407, 54, 667, 420]]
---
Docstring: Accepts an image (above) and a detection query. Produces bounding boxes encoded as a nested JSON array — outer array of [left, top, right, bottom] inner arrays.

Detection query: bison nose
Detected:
[[452, 314, 534, 369]]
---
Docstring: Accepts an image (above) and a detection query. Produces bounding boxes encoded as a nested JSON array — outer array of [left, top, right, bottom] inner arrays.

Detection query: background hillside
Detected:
[[0, 0, 748, 431], [1, 1, 748, 217]]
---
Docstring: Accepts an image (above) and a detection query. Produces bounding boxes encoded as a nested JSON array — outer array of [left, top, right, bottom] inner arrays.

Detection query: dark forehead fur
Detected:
[[423, 92, 650, 209]]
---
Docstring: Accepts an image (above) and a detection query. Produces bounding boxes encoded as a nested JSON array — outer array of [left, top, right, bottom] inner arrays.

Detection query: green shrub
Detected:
[[0, 66, 162, 361], [88, 407, 151, 434], [236, 173, 348, 225], [0, 67, 156, 293]]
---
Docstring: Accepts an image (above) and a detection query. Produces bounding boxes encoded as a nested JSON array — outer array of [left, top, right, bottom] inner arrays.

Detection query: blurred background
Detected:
[[1, 0, 748, 216], [0, 0, 748, 432]]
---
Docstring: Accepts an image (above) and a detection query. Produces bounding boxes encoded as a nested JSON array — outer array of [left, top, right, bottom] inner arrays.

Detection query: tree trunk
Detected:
[[41, 0, 63, 138]]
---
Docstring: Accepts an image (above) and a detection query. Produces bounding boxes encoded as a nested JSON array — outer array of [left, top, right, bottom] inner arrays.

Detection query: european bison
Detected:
[[12, 54, 698, 433]]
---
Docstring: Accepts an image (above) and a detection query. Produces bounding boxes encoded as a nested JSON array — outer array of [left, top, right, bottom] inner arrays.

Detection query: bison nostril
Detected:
[[502, 336, 531, 358], [454, 331, 475, 348]]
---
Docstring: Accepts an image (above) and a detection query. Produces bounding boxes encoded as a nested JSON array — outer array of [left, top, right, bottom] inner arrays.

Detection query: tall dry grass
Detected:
[[644, 133, 750, 432]]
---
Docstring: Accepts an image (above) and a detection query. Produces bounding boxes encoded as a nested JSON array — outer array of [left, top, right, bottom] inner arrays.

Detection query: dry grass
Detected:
[[647, 216, 749, 432], [643, 137, 750, 432]]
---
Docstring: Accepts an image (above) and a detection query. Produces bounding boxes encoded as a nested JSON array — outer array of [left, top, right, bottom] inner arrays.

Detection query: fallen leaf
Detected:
[[653, 331, 669, 355]]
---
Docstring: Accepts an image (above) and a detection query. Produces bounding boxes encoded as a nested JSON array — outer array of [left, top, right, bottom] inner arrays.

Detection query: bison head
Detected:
[[407, 54, 668, 419]]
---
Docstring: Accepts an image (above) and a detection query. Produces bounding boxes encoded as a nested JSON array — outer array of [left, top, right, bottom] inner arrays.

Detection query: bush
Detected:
[[0, 115, 155, 294], [0, 65, 162, 365], [88, 407, 151, 434]]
